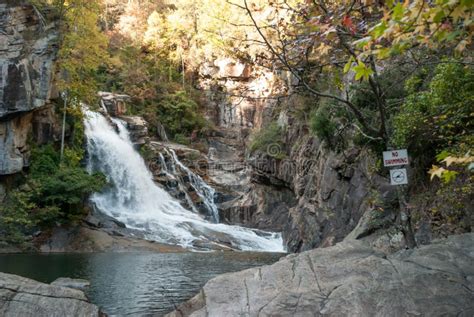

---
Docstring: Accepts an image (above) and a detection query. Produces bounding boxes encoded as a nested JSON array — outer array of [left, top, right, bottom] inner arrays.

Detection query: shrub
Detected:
[[309, 105, 336, 146], [0, 141, 106, 245], [392, 61, 474, 161], [249, 122, 285, 158], [142, 90, 207, 140], [173, 133, 190, 145]]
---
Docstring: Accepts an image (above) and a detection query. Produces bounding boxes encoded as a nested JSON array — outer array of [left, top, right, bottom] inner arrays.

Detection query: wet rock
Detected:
[[220, 184, 295, 231], [169, 233, 474, 317], [0, 272, 103, 317], [37, 226, 185, 253], [84, 208, 127, 229], [118, 115, 148, 144], [50, 278, 90, 291]]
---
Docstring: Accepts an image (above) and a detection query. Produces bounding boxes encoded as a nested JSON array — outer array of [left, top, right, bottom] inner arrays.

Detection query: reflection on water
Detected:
[[0, 252, 283, 316]]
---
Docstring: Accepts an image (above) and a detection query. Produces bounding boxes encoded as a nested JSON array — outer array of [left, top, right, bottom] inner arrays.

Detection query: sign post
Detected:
[[382, 148, 416, 247], [383, 149, 408, 186]]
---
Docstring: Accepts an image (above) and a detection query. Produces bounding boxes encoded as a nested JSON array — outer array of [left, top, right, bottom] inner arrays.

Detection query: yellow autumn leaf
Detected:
[[429, 165, 446, 180]]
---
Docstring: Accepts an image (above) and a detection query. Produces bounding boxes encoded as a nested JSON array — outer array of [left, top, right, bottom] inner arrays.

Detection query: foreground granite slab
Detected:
[[169, 233, 474, 317], [0, 272, 103, 317]]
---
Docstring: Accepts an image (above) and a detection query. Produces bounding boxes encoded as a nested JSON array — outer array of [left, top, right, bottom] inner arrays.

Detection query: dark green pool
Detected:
[[0, 252, 283, 316]]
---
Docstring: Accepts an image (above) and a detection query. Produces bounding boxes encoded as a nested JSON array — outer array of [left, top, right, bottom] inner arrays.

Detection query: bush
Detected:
[[158, 91, 206, 137], [310, 105, 336, 146], [173, 133, 190, 145], [392, 61, 474, 161], [249, 122, 285, 158], [141, 90, 207, 140], [0, 143, 106, 245]]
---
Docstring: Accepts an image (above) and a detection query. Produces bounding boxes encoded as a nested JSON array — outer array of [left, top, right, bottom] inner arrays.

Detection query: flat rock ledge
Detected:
[[0, 272, 104, 317], [168, 233, 474, 317]]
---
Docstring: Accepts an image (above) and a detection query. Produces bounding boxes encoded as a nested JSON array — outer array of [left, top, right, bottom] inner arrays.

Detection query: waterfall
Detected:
[[84, 109, 284, 252], [162, 148, 219, 223]]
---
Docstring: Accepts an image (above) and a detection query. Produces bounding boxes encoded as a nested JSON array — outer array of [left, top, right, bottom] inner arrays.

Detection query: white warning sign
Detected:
[[390, 168, 408, 185], [383, 149, 408, 167]]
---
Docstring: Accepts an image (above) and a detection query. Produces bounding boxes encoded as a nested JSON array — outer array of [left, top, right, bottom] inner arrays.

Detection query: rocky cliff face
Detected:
[[0, 2, 58, 175], [198, 59, 399, 253], [247, 117, 399, 252], [169, 233, 474, 317]]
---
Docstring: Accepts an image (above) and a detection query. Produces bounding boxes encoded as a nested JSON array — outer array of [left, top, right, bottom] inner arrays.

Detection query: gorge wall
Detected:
[[196, 59, 404, 253], [0, 2, 58, 177]]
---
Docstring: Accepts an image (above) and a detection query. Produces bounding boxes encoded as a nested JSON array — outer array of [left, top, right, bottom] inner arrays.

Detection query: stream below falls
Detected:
[[0, 252, 283, 316]]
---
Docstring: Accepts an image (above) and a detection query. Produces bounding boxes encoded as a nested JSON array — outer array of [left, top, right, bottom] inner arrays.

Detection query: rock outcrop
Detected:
[[98, 92, 129, 117], [0, 272, 103, 317], [118, 115, 148, 144], [169, 233, 474, 317], [198, 58, 285, 129], [0, 3, 58, 175]]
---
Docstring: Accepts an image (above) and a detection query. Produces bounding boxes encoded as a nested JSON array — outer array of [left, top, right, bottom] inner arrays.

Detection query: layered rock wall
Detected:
[[0, 3, 58, 175]]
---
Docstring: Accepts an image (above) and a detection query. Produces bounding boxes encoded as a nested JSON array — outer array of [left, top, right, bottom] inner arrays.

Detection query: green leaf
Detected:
[[392, 3, 405, 21], [441, 170, 458, 183], [353, 61, 374, 81], [354, 36, 372, 49], [436, 150, 451, 162], [370, 22, 388, 39], [343, 57, 354, 73]]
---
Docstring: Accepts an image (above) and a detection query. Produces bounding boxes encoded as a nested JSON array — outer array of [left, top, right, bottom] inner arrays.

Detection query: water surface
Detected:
[[0, 252, 283, 316]]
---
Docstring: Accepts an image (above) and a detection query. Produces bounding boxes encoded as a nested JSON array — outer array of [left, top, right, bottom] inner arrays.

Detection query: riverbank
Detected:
[[169, 233, 474, 316]]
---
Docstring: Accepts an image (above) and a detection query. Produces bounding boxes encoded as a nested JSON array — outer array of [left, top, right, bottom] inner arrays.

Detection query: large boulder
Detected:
[[168, 233, 474, 317], [98, 92, 130, 116], [0, 272, 104, 317]]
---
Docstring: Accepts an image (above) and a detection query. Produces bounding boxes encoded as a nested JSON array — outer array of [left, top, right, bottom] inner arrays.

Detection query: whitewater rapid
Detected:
[[84, 110, 284, 252]]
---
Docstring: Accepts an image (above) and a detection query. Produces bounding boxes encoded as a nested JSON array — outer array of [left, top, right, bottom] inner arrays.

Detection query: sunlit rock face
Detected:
[[0, 3, 58, 118], [196, 58, 396, 253], [0, 3, 58, 175], [198, 58, 287, 129]]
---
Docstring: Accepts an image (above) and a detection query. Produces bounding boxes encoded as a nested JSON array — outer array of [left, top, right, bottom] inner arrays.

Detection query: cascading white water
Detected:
[[158, 150, 200, 215], [164, 148, 220, 223], [84, 109, 284, 252]]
